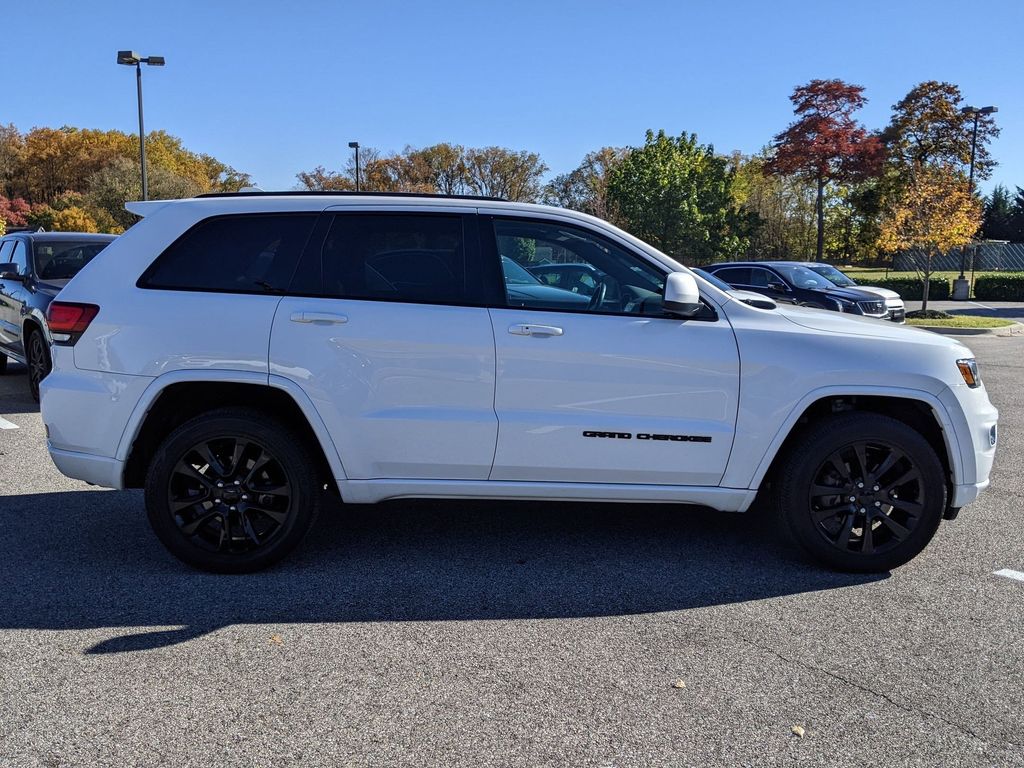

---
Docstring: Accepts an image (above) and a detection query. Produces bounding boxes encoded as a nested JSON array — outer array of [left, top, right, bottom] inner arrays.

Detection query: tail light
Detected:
[[47, 302, 100, 346]]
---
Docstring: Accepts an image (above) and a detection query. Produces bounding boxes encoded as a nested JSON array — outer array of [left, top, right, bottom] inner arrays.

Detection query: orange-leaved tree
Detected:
[[877, 164, 981, 311]]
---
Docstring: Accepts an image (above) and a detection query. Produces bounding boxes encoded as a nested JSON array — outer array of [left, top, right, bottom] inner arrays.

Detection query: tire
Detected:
[[773, 412, 946, 573], [144, 407, 322, 573], [26, 328, 51, 402]]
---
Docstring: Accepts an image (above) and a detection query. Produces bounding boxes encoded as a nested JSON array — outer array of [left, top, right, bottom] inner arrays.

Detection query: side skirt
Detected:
[[338, 479, 757, 512]]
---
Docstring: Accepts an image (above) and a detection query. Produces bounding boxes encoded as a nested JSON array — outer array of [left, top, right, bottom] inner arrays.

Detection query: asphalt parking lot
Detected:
[[1, 332, 1022, 767]]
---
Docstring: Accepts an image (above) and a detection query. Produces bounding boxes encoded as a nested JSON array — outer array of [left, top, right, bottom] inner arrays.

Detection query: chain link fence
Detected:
[[893, 242, 1024, 272]]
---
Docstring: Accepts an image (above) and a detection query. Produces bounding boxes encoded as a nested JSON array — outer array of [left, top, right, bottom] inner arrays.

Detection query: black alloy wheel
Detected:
[[774, 412, 946, 572], [26, 330, 50, 402], [145, 408, 321, 573]]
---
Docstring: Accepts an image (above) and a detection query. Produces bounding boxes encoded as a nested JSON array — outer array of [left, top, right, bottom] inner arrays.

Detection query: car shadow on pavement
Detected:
[[0, 490, 886, 653]]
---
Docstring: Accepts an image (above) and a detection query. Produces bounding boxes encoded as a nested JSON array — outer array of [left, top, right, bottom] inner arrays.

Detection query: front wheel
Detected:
[[26, 329, 51, 402], [773, 413, 947, 572], [144, 407, 322, 573]]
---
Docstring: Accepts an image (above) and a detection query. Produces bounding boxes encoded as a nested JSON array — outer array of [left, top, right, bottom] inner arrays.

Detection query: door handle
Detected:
[[289, 311, 349, 325], [508, 323, 563, 337]]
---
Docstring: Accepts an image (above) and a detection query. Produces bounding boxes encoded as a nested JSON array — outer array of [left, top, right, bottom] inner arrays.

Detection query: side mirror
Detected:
[[0, 264, 24, 282], [767, 280, 788, 292], [663, 272, 702, 317]]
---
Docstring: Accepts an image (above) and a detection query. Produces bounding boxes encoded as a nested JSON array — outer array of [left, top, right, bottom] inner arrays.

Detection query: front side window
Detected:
[[492, 218, 665, 315], [774, 264, 828, 290], [320, 214, 467, 304], [711, 267, 751, 286], [140, 214, 316, 293], [0, 240, 14, 264], [33, 240, 112, 281], [808, 264, 856, 287], [10, 241, 29, 275]]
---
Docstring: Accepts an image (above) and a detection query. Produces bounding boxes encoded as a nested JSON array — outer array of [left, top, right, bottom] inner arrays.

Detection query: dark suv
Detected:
[[0, 231, 116, 399], [703, 261, 889, 319]]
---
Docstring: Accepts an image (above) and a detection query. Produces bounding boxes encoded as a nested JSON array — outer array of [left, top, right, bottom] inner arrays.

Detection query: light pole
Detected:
[[958, 105, 997, 281], [117, 51, 165, 201], [348, 141, 360, 192]]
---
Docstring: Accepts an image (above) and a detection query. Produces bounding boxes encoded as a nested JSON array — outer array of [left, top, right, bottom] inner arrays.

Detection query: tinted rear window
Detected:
[[320, 214, 467, 304], [140, 214, 316, 293]]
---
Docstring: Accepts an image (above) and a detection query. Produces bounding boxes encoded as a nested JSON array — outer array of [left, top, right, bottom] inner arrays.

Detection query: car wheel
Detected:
[[144, 407, 322, 573], [26, 329, 51, 402], [773, 412, 946, 573]]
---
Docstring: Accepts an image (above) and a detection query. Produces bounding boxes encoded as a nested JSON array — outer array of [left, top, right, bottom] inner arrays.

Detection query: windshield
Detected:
[[692, 268, 734, 293], [33, 240, 112, 280], [808, 264, 857, 288], [500, 256, 542, 285], [773, 264, 832, 290]]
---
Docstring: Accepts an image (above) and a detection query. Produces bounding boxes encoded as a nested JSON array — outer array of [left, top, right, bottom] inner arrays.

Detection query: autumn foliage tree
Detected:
[[878, 164, 981, 310], [767, 79, 883, 260]]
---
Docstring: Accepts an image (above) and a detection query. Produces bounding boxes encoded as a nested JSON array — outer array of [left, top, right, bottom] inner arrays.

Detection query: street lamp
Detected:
[[348, 141, 360, 192], [117, 51, 165, 201], [957, 105, 998, 281]]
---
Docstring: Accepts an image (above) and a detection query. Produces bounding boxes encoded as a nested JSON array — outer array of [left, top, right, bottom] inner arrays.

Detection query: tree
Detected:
[[51, 206, 98, 233], [463, 147, 548, 201], [878, 164, 981, 310], [766, 79, 884, 261], [543, 147, 628, 221], [883, 81, 999, 179], [295, 165, 354, 191], [982, 184, 1015, 241], [606, 130, 748, 264], [0, 196, 31, 228], [86, 156, 203, 231]]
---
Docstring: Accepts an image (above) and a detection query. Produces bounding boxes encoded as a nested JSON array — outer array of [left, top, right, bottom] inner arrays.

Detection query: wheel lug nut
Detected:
[[859, 507, 866, 514], [874, 501, 881, 507], [873, 485, 880, 492], [848, 496, 856, 502], [241, 495, 248, 501], [217, 481, 224, 488], [234, 480, 241, 485], [857, 482, 864, 489], [230, 506, 237, 511], [214, 498, 221, 504]]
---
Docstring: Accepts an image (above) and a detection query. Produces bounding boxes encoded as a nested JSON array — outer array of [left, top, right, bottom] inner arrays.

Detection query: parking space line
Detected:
[[994, 569, 1024, 583], [0, 416, 19, 430], [969, 301, 996, 312]]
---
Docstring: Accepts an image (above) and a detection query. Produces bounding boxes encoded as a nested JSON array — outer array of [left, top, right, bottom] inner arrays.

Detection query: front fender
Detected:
[[725, 384, 963, 492]]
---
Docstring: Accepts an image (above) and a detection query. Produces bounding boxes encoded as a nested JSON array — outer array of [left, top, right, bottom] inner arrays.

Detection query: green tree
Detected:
[[982, 184, 1015, 241], [607, 130, 747, 264], [86, 156, 203, 231]]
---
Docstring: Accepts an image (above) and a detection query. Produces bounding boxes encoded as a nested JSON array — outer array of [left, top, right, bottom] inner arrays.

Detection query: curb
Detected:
[[916, 322, 1024, 337]]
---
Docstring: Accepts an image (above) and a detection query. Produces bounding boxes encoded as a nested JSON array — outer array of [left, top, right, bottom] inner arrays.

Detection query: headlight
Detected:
[[831, 297, 855, 312], [956, 358, 981, 388]]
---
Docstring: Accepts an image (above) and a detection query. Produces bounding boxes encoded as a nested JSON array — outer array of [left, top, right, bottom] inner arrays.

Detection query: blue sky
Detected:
[[5, 0, 1022, 193]]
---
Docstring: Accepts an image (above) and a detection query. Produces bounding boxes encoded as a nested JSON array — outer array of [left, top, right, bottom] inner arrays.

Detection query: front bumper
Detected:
[[888, 306, 906, 323]]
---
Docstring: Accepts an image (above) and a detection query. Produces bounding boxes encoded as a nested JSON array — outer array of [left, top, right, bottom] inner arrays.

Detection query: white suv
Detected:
[[40, 193, 998, 573]]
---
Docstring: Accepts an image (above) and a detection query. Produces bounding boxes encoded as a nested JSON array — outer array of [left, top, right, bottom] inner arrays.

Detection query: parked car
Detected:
[[41, 192, 997, 574], [703, 261, 890, 319], [801, 262, 906, 323], [690, 268, 779, 310], [0, 231, 117, 399], [501, 256, 590, 308]]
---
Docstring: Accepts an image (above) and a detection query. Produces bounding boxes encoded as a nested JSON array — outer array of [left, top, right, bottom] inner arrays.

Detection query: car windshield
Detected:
[[501, 256, 542, 285], [808, 264, 857, 288], [773, 264, 829, 290], [692, 268, 734, 293], [33, 240, 112, 280]]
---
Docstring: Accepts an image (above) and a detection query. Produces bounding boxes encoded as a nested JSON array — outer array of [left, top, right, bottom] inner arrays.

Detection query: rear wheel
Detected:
[[144, 407, 321, 573], [26, 329, 50, 402], [774, 412, 946, 572]]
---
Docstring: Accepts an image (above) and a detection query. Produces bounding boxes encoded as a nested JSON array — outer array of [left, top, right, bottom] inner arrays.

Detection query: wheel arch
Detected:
[[749, 387, 960, 495], [119, 372, 346, 493]]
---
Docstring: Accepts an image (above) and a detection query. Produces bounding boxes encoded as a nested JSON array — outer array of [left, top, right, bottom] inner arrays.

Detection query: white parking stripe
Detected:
[[994, 569, 1024, 583], [969, 300, 996, 311], [0, 416, 18, 430]]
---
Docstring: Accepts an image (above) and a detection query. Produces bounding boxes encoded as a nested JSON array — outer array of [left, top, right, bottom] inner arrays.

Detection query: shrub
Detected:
[[974, 274, 1024, 301], [867, 277, 951, 301]]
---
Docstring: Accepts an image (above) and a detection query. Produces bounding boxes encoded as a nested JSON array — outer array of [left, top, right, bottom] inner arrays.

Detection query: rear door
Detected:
[[485, 214, 740, 486], [270, 208, 499, 480], [0, 240, 30, 356]]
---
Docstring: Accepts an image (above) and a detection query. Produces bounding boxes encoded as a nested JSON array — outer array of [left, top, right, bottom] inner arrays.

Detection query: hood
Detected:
[[810, 284, 887, 302], [776, 302, 968, 348], [853, 285, 903, 302], [35, 279, 68, 296]]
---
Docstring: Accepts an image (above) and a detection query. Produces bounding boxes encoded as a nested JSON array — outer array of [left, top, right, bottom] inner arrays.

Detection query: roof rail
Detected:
[[194, 190, 508, 202]]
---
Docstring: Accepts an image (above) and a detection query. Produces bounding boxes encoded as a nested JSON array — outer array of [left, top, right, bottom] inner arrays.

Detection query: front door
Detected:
[[270, 210, 499, 480], [484, 215, 740, 486]]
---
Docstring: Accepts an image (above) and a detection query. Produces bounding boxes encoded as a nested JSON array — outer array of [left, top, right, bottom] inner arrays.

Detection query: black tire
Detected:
[[773, 412, 946, 573], [26, 328, 51, 402], [144, 407, 322, 573]]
